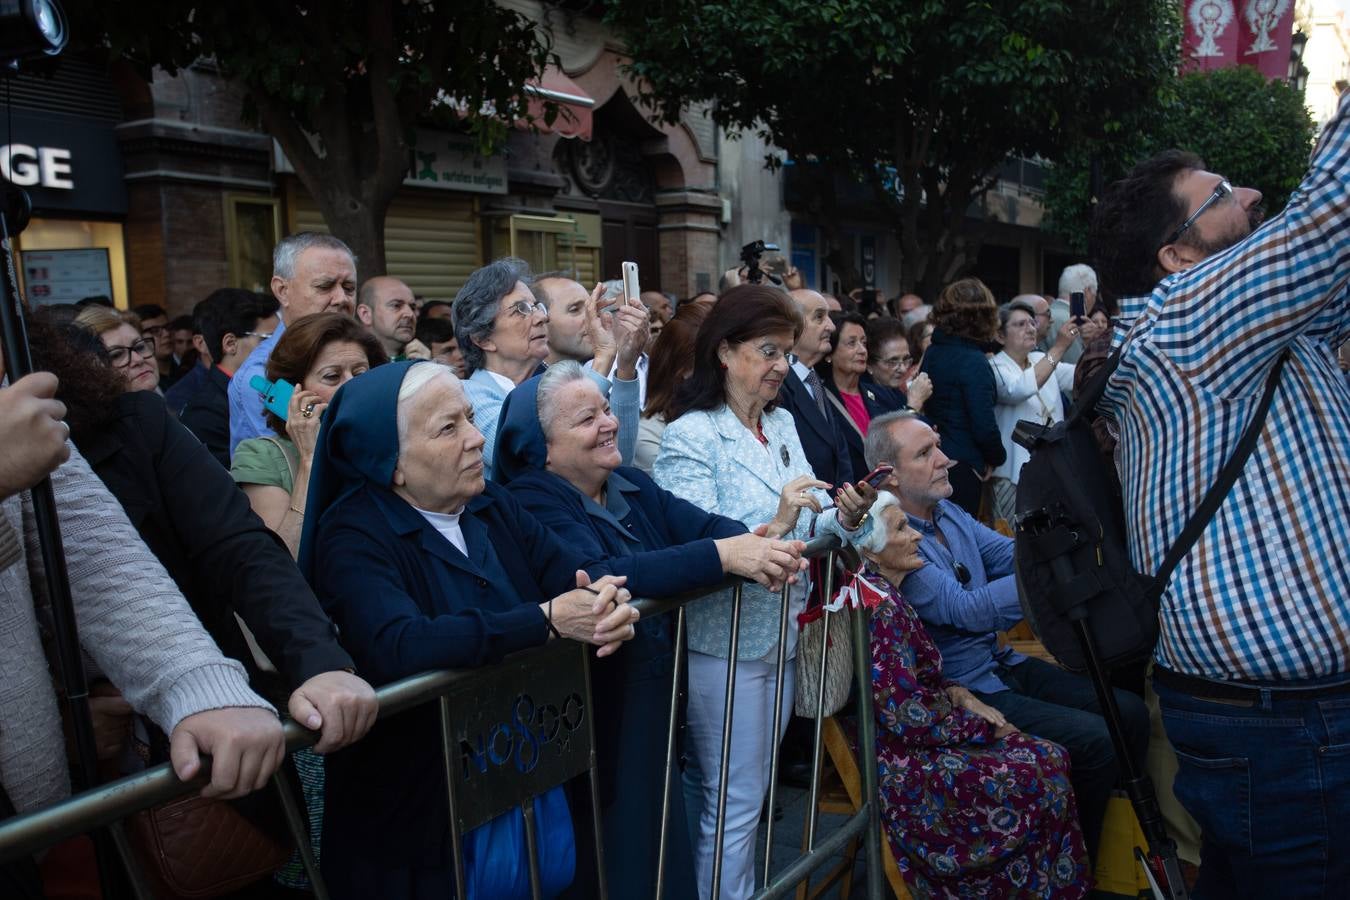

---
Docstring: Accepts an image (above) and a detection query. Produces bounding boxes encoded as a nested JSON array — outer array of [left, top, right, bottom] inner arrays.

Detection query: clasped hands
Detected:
[[544, 570, 640, 658]]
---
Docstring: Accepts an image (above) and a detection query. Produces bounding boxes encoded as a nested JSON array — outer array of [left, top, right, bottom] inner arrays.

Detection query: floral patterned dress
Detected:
[[866, 570, 1090, 898]]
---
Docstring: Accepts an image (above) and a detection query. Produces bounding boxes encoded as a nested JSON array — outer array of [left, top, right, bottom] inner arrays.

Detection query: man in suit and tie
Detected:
[[779, 289, 856, 488]]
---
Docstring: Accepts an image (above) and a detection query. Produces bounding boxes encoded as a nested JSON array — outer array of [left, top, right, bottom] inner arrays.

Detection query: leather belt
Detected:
[[1155, 666, 1350, 702]]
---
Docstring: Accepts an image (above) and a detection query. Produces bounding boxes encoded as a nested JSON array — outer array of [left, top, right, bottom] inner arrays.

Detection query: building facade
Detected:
[[3, 4, 725, 316]]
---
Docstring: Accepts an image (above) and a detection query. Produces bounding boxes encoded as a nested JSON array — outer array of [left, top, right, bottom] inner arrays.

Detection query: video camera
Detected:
[[739, 240, 781, 286]]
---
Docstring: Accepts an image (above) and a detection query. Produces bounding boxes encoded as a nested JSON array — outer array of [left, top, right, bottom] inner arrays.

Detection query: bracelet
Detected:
[[1044, 354, 1059, 367], [288, 505, 304, 517], [545, 597, 561, 640]]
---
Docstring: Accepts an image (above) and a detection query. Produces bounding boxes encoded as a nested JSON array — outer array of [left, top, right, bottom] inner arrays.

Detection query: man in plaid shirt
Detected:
[[1089, 94, 1350, 897]]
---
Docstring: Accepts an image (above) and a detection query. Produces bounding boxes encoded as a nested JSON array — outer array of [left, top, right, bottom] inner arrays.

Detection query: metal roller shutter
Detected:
[[287, 181, 482, 301]]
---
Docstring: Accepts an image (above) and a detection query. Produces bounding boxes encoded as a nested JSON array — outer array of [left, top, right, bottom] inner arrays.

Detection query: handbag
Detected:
[[793, 555, 853, 719], [126, 718, 290, 899]]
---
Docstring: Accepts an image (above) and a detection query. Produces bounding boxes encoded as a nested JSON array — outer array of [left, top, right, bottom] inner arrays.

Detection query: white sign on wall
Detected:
[[273, 130, 508, 196]]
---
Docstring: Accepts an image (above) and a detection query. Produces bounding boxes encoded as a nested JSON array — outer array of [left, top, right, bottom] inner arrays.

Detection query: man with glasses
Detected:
[[452, 258, 641, 476], [132, 303, 175, 382], [181, 289, 279, 468], [1088, 96, 1350, 895]]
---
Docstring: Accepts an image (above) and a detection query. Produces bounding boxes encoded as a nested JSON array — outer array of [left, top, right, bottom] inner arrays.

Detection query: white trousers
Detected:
[[685, 651, 795, 900]]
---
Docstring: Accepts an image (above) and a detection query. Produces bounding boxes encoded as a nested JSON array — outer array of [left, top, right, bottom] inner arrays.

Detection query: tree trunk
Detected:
[[307, 183, 393, 281]]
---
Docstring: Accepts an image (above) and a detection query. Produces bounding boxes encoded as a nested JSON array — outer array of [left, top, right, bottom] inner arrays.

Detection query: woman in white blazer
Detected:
[[653, 286, 872, 900], [989, 299, 1078, 523]]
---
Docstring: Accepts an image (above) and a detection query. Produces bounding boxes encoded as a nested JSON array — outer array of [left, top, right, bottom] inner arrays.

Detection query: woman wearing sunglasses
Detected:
[[73, 305, 161, 393]]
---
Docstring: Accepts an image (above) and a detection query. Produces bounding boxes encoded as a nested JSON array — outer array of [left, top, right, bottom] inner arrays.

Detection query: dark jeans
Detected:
[[976, 656, 1150, 861], [1155, 673, 1350, 899], [947, 462, 984, 518]]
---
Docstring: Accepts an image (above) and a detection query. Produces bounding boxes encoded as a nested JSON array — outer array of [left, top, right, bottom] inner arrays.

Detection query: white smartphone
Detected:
[[621, 261, 640, 305]]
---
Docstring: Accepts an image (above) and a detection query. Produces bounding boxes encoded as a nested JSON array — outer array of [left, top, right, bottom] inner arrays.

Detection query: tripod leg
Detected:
[[1070, 620, 1189, 900]]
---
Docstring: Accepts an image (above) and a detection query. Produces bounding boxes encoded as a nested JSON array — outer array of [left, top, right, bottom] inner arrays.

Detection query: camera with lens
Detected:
[[739, 240, 781, 286]]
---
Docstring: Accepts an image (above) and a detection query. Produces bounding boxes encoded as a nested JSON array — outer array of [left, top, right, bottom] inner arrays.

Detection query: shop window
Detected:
[[487, 213, 601, 283], [225, 195, 282, 293], [14, 218, 128, 308]]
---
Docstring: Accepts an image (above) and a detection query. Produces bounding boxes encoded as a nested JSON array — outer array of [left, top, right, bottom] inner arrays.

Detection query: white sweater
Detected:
[[0, 445, 273, 812]]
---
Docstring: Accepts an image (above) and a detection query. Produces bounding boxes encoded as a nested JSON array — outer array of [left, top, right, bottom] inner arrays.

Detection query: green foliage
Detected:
[[64, 0, 556, 275], [67, 0, 552, 157], [1044, 66, 1316, 253], [604, 0, 1179, 293]]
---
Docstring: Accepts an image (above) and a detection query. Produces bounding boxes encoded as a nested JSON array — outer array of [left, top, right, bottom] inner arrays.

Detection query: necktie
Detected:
[[803, 369, 829, 421]]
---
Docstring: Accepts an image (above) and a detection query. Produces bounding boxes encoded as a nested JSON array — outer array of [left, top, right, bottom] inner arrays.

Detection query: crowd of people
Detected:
[[3, 91, 1349, 900]]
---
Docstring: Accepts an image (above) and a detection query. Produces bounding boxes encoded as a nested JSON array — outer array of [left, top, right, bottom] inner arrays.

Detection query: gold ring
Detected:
[[302, 406, 315, 418]]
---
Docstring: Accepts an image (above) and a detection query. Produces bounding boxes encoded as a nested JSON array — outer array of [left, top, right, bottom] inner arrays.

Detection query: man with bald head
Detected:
[[536, 273, 652, 407], [357, 276, 419, 359], [778, 288, 856, 487]]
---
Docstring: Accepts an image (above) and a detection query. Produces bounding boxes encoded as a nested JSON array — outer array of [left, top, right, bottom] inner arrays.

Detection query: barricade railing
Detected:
[[0, 534, 884, 900]]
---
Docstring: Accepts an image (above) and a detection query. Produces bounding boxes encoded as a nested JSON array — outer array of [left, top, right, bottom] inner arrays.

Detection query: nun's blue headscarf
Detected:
[[493, 372, 547, 484], [297, 359, 426, 582]]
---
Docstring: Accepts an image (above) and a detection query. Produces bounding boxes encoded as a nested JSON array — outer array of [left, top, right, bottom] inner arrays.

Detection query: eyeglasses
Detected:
[[506, 299, 548, 318], [876, 355, 913, 369], [1160, 180, 1232, 249], [106, 338, 157, 368], [741, 342, 788, 363]]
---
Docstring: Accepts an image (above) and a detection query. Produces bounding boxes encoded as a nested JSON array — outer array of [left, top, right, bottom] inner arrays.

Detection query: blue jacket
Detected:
[[504, 465, 739, 897], [302, 361, 691, 899], [777, 366, 857, 488], [919, 329, 1007, 471], [898, 499, 1025, 693], [314, 479, 692, 898], [654, 404, 847, 659]]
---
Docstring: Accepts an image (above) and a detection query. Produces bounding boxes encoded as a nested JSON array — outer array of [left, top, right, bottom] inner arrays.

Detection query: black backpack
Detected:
[[1011, 349, 1286, 672]]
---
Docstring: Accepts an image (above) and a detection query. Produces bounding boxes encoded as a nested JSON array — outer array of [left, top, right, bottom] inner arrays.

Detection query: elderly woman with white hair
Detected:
[[300, 361, 660, 900], [854, 492, 1089, 898], [452, 256, 642, 475]]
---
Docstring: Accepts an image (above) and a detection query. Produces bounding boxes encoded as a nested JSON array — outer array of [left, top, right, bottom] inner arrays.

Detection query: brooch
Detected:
[[780, 444, 790, 466]]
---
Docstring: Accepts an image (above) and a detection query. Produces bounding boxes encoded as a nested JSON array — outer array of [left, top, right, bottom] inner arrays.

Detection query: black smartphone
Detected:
[[1070, 291, 1086, 321]]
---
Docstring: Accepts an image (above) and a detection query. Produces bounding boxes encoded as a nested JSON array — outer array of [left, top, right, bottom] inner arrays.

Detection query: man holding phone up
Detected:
[[1048, 264, 1099, 364], [1087, 92, 1350, 897]]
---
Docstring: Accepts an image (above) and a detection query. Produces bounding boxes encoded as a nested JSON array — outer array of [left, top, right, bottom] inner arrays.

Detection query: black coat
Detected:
[[919, 330, 1007, 471], [76, 391, 353, 703], [178, 366, 232, 470], [777, 366, 857, 488], [822, 376, 906, 481]]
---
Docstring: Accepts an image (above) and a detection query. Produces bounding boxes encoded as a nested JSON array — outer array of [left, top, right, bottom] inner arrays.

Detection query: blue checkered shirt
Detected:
[[1101, 95, 1350, 682]]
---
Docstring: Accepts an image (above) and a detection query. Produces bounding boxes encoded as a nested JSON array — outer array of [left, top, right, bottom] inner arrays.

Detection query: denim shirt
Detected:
[[898, 499, 1025, 693]]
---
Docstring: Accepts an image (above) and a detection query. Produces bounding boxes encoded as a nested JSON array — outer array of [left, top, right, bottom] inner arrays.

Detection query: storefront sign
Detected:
[[405, 131, 508, 195], [0, 112, 127, 216], [274, 129, 508, 195], [19, 248, 113, 305]]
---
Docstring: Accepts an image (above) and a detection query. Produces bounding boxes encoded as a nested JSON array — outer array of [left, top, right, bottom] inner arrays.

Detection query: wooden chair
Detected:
[[794, 717, 911, 900]]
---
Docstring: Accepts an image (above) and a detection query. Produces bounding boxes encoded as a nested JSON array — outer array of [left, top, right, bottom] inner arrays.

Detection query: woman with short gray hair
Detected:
[[453, 257, 640, 475]]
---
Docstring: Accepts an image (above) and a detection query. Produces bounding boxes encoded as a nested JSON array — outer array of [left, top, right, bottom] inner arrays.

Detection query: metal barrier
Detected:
[[0, 535, 884, 900]]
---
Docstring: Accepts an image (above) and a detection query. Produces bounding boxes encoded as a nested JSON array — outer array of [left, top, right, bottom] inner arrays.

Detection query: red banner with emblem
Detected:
[[1183, 0, 1295, 79]]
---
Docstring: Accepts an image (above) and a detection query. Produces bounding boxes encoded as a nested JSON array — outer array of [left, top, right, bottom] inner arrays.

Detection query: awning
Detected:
[[522, 66, 594, 141]]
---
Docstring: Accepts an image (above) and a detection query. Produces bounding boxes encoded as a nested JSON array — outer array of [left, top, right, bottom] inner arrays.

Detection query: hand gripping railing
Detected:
[[0, 535, 885, 900]]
